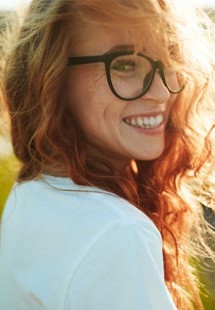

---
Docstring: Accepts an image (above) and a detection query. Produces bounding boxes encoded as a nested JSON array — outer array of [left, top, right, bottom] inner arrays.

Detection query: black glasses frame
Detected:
[[68, 50, 184, 101]]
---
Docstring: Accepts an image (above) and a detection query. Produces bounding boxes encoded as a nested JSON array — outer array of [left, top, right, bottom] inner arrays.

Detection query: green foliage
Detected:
[[0, 154, 19, 216], [200, 278, 215, 310], [197, 261, 215, 310]]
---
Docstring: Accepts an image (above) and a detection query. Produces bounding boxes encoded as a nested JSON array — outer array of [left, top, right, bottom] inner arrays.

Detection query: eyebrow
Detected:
[[106, 44, 148, 56], [107, 44, 135, 53]]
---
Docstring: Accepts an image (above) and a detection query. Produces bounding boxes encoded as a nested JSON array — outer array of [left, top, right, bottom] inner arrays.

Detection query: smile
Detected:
[[123, 114, 164, 129]]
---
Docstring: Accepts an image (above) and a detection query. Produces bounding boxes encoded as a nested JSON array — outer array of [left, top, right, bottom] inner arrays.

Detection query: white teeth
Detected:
[[137, 117, 144, 127], [123, 114, 164, 129], [143, 118, 149, 125], [149, 117, 156, 126], [156, 115, 163, 123], [131, 119, 136, 126]]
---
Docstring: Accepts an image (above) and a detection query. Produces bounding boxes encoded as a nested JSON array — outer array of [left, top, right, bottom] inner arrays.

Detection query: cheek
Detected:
[[67, 68, 92, 107], [168, 93, 177, 110], [66, 68, 111, 127]]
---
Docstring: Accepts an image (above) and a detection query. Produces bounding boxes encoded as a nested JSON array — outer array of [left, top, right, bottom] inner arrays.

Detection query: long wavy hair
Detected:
[[1, 0, 215, 309]]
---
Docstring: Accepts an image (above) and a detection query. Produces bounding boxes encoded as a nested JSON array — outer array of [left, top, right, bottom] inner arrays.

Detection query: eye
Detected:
[[111, 59, 137, 72]]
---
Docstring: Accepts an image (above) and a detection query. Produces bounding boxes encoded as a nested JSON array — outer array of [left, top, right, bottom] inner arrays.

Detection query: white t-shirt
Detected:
[[0, 175, 177, 310]]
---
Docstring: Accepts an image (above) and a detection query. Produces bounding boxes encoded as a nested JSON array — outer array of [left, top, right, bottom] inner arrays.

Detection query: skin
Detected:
[[66, 23, 178, 171]]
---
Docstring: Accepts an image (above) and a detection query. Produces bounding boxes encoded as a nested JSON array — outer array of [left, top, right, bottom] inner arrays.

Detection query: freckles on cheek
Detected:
[[67, 63, 116, 134], [86, 73, 110, 109], [90, 73, 110, 104], [78, 67, 107, 99]]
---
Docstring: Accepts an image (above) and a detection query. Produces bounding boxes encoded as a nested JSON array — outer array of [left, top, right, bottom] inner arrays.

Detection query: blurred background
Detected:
[[0, 0, 214, 309]]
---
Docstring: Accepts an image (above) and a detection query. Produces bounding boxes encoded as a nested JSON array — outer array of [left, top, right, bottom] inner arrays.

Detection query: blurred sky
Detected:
[[0, 0, 214, 10]]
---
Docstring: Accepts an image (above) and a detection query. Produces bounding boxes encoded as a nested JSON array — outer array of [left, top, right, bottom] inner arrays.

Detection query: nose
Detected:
[[140, 71, 171, 103]]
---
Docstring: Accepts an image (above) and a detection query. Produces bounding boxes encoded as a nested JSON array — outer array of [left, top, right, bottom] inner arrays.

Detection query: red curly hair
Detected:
[[1, 0, 215, 309]]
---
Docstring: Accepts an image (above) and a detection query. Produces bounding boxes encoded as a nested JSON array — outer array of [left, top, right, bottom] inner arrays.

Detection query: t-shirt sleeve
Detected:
[[64, 220, 177, 310]]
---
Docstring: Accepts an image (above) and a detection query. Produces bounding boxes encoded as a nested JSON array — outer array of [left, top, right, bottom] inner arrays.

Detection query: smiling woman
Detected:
[[66, 26, 179, 166], [0, 0, 215, 310]]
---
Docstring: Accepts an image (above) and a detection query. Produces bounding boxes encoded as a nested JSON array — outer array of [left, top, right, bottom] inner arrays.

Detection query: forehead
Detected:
[[70, 21, 163, 57]]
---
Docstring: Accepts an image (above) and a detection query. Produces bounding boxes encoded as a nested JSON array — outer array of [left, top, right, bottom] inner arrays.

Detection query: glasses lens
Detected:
[[162, 66, 184, 93], [110, 54, 153, 100], [110, 54, 184, 99]]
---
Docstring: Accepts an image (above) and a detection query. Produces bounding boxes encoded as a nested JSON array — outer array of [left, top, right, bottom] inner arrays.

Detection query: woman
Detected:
[[0, 0, 215, 309]]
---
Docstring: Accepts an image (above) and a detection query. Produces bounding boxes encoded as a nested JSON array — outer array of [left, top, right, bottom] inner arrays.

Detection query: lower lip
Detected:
[[127, 122, 165, 136]]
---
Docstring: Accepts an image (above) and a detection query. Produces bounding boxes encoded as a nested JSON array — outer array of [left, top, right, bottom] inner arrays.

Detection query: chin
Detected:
[[134, 147, 165, 161]]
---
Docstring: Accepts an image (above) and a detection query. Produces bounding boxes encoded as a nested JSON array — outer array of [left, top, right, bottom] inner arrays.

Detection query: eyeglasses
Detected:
[[68, 50, 185, 101]]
